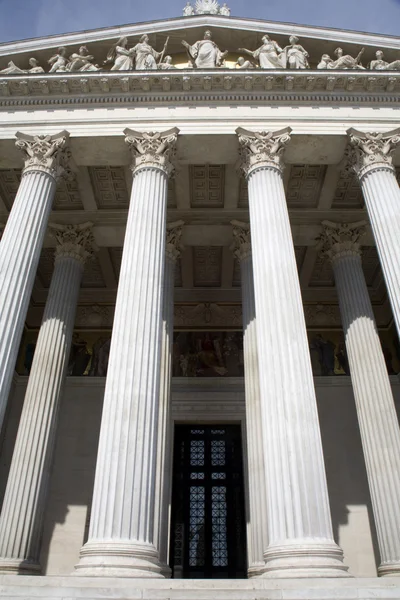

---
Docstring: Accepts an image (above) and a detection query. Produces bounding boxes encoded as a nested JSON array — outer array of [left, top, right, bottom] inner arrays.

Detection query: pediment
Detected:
[[0, 14, 400, 73]]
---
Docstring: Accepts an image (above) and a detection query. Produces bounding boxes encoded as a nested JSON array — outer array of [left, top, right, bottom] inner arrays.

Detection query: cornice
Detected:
[[0, 70, 399, 108], [1, 15, 400, 57]]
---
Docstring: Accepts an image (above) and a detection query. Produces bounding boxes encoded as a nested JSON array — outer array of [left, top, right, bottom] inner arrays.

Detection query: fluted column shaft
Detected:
[[154, 222, 183, 575], [0, 224, 93, 574], [320, 220, 400, 577], [75, 128, 179, 578], [0, 130, 70, 433], [347, 127, 400, 339], [231, 222, 267, 576], [236, 127, 348, 578]]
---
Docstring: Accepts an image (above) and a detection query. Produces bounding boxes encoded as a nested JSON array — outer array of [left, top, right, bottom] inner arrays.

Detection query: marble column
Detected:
[[154, 220, 184, 576], [319, 220, 400, 577], [236, 127, 348, 578], [231, 220, 267, 577], [347, 128, 400, 340], [0, 223, 94, 574], [75, 128, 179, 578], [0, 131, 71, 433]]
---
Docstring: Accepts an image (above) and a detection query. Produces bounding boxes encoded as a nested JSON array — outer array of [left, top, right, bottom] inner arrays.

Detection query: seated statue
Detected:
[[236, 56, 254, 69], [159, 55, 176, 69], [67, 46, 99, 71], [238, 34, 285, 69], [317, 47, 365, 70], [48, 47, 69, 72], [370, 50, 400, 70], [106, 36, 135, 71], [182, 30, 228, 68]]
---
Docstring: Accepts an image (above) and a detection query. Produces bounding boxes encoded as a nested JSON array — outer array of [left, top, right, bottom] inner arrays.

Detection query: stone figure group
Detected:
[[2, 29, 400, 75]]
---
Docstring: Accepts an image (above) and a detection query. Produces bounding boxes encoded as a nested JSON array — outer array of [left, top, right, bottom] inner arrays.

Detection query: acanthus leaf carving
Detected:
[[15, 130, 73, 180], [166, 220, 185, 263], [317, 220, 367, 263], [346, 127, 400, 179], [236, 126, 292, 178], [230, 220, 251, 262], [49, 222, 96, 267], [124, 127, 179, 176]]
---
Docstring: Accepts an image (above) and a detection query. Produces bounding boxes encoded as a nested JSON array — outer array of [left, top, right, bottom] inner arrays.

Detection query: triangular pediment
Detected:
[[0, 14, 400, 73]]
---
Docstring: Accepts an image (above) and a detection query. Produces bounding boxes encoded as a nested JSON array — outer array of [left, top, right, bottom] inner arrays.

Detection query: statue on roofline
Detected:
[[317, 47, 365, 70], [0, 57, 44, 75], [281, 35, 309, 69], [370, 49, 400, 70], [105, 36, 135, 71], [132, 34, 169, 70], [183, 1, 195, 15], [182, 29, 228, 68], [67, 46, 100, 71], [239, 34, 285, 69], [48, 47, 69, 72]]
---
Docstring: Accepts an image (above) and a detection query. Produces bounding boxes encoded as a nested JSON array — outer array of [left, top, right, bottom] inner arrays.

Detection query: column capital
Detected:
[[166, 220, 184, 263], [231, 220, 251, 262], [318, 220, 367, 263], [49, 222, 96, 267], [236, 126, 292, 178], [15, 131, 73, 181], [346, 127, 400, 179], [124, 128, 179, 177]]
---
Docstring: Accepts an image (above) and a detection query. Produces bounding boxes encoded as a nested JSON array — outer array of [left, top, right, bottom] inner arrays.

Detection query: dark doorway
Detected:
[[170, 425, 247, 579]]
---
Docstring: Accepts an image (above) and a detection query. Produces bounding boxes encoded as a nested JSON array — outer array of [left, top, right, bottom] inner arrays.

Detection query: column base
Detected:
[[261, 540, 351, 578], [378, 562, 400, 577], [74, 541, 165, 578], [0, 558, 41, 575], [160, 562, 172, 578], [247, 561, 267, 578]]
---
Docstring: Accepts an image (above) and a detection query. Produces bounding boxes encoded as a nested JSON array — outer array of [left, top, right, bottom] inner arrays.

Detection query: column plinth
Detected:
[[0, 131, 71, 433], [231, 221, 267, 577], [347, 127, 400, 340], [319, 220, 400, 577], [154, 221, 184, 577], [0, 223, 94, 574], [236, 127, 348, 578], [75, 128, 179, 578]]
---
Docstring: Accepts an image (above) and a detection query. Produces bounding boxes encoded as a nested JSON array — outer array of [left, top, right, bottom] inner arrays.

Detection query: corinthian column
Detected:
[[0, 223, 94, 574], [154, 221, 184, 576], [236, 127, 348, 578], [347, 128, 400, 339], [75, 128, 179, 578], [319, 220, 400, 577], [0, 131, 71, 433], [231, 221, 267, 577]]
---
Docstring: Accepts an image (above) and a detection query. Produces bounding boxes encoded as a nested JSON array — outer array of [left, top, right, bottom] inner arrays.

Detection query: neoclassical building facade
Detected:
[[1, 4, 400, 598]]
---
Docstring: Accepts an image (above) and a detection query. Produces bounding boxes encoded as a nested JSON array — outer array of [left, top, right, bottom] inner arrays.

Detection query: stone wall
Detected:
[[0, 375, 399, 577]]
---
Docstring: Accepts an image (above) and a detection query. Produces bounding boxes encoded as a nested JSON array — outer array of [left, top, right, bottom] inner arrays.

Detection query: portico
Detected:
[[0, 6, 400, 599]]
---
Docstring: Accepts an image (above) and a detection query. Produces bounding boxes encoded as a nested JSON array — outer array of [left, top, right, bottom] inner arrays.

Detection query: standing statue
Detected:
[[282, 35, 309, 69], [182, 30, 228, 68], [183, 1, 195, 15], [370, 50, 400, 70], [67, 46, 99, 71], [105, 36, 135, 71], [238, 34, 284, 69], [0, 57, 44, 74], [317, 47, 365, 70], [219, 3, 230, 15], [132, 34, 168, 70], [48, 47, 69, 72]]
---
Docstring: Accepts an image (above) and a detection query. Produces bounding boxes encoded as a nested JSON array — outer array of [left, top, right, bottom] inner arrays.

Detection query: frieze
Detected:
[[174, 303, 242, 328], [0, 70, 398, 107]]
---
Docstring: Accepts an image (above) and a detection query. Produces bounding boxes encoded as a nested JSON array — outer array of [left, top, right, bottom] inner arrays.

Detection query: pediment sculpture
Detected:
[[182, 0, 231, 15], [1, 28, 400, 75]]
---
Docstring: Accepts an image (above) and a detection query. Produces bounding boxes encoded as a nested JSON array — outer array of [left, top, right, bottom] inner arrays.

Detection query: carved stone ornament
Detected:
[[236, 126, 292, 177], [166, 220, 185, 263], [346, 127, 400, 179], [317, 220, 367, 263], [75, 304, 114, 328], [230, 220, 251, 262], [303, 304, 342, 327], [124, 127, 179, 176], [49, 222, 96, 266], [195, 0, 220, 14], [174, 303, 242, 327], [15, 130, 72, 180]]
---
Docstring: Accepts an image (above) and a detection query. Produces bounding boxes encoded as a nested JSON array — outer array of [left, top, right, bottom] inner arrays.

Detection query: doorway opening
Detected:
[[169, 424, 247, 578]]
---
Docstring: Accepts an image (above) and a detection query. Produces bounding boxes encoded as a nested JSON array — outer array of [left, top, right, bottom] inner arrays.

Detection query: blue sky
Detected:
[[1, 0, 400, 43]]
